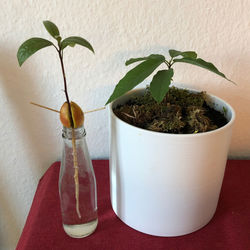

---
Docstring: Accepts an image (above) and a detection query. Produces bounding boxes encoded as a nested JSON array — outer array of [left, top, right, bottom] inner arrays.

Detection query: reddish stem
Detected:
[[58, 50, 74, 128]]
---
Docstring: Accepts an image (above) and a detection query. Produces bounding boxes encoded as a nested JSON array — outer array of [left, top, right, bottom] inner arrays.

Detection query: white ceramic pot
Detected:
[[109, 88, 235, 237]]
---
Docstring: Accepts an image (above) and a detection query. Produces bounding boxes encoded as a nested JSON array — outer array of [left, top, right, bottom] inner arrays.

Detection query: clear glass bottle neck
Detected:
[[62, 126, 86, 140]]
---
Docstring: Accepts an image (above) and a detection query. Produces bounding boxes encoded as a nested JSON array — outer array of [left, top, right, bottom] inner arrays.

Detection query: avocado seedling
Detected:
[[17, 20, 95, 219]]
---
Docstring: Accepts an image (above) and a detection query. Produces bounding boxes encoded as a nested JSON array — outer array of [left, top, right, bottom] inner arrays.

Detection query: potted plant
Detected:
[[106, 50, 235, 236], [17, 21, 101, 238]]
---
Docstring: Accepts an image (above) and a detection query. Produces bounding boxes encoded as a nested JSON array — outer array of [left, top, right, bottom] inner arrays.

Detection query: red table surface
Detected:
[[16, 160, 250, 250]]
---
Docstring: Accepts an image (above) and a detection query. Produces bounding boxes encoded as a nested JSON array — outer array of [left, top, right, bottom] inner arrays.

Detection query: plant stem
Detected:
[[165, 59, 174, 69], [58, 49, 74, 128], [165, 60, 171, 69]]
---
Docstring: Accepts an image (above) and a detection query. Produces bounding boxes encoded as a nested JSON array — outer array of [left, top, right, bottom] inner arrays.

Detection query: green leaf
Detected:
[[125, 54, 165, 66], [106, 57, 165, 104], [169, 50, 182, 57], [17, 37, 54, 66], [43, 20, 60, 40], [61, 36, 94, 53], [181, 51, 197, 59], [150, 69, 174, 103], [169, 49, 197, 59], [173, 57, 234, 82]]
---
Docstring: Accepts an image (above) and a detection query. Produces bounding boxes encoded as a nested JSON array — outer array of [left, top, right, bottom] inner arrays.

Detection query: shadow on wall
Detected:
[[0, 46, 55, 176], [0, 171, 21, 249], [0, 46, 57, 247]]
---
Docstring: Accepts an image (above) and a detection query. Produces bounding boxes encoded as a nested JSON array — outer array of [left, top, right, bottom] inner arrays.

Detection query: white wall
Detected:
[[0, 0, 249, 249]]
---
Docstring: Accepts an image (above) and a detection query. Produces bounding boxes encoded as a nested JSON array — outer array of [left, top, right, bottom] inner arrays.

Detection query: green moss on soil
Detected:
[[113, 87, 228, 134]]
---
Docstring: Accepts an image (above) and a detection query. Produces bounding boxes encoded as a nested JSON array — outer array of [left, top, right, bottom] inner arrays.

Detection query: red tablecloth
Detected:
[[16, 160, 250, 250]]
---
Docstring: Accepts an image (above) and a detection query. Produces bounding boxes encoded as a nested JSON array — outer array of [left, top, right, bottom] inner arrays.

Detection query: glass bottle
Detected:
[[59, 126, 98, 238]]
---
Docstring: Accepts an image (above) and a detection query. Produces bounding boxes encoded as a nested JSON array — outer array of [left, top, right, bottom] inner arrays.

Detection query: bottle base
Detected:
[[63, 218, 98, 238]]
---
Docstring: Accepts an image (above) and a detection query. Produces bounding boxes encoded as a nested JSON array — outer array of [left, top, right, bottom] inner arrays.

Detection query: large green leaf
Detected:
[[173, 57, 234, 82], [125, 54, 165, 66], [61, 36, 94, 53], [169, 49, 197, 59], [106, 57, 165, 104], [17, 37, 53, 66], [43, 20, 60, 41], [150, 69, 174, 103]]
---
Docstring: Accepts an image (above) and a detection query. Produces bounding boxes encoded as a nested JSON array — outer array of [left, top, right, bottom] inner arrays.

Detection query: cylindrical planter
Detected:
[[109, 88, 235, 237]]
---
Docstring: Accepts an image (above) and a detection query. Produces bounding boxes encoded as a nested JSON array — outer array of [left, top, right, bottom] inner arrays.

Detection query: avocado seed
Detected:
[[60, 101, 84, 128]]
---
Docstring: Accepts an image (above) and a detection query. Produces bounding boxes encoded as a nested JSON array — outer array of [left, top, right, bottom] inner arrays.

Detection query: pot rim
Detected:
[[109, 87, 236, 138]]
